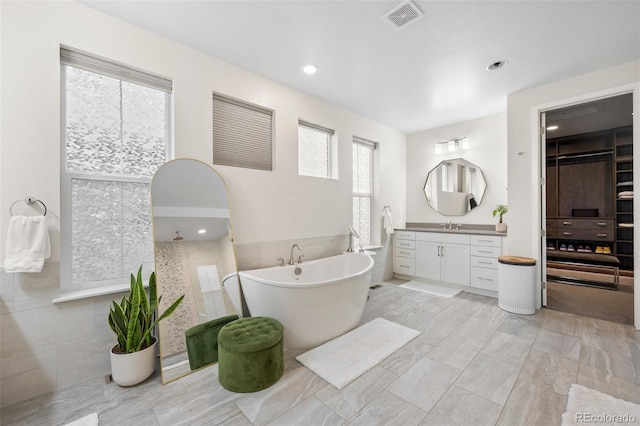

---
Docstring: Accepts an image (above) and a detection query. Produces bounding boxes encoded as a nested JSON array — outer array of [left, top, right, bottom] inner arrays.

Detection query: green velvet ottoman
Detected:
[[217, 317, 284, 393], [185, 314, 239, 371]]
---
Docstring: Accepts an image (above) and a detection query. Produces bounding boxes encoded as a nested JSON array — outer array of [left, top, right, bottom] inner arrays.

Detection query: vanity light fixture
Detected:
[[303, 64, 317, 75], [435, 137, 470, 154], [198, 229, 207, 234]]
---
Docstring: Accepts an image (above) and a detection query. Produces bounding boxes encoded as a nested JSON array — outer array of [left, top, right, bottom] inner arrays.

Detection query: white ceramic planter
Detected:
[[110, 338, 157, 386], [496, 223, 507, 233]]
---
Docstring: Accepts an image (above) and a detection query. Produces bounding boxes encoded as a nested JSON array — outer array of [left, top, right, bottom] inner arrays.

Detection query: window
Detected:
[[60, 48, 171, 294], [212, 93, 273, 171], [352, 137, 377, 247], [298, 120, 334, 178]]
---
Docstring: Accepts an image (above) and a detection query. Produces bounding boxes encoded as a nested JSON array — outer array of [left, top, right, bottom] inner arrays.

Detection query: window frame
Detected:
[[297, 119, 336, 179], [59, 49, 171, 298], [352, 137, 377, 247]]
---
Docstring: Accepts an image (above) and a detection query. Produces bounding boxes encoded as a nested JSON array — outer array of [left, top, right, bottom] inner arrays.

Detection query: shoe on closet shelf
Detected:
[[567, 245, 575, 251], [595, 246, 603, 253], [603, 247, 611, 254], [560, 244, 567, 251], [577, 245, 585, 252]]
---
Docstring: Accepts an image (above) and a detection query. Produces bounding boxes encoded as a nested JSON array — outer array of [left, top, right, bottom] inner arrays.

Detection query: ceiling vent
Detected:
[[384, 0, 423, 29]]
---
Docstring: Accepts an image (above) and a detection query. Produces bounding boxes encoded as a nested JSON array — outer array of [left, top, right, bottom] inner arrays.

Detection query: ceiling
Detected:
[[79, 1, 640, 134]]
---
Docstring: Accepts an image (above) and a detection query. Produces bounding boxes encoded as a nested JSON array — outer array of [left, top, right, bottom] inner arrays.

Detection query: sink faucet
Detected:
[[448, 220, 452, 230], [289, 244, 304, 265]]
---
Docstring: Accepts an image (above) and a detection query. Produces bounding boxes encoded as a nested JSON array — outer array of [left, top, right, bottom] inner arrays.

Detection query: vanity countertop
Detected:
[[397, 223, 506, 237]]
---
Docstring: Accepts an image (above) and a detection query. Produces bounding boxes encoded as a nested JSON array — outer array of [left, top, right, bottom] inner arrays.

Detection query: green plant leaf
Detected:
[[149, 271, 157, 316], [110, 265, 185, 353], [138, 294, 185, 350], [125, 272, 142, 353]]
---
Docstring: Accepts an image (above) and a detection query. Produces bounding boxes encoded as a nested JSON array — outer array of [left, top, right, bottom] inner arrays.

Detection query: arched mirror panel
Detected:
[[424, 158, 487, 216], [151, 158, 241, 384]]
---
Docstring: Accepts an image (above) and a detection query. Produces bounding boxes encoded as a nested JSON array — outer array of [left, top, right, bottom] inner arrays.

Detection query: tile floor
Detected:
[[3, 279, 640, 425]]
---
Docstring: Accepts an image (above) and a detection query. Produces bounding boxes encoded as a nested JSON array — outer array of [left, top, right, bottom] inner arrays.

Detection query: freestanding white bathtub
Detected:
[[238, 252, 374, 349]]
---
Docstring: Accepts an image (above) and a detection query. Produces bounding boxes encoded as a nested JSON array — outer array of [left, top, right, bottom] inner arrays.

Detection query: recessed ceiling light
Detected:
[[303, 64, 317, 75], [547, 125, 559, 131], [198, 229, 206, 234], [487, 60, 508, 71]]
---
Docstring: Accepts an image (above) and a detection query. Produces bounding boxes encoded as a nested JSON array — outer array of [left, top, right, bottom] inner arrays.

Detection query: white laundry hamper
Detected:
[[498, 256, 537, 315]]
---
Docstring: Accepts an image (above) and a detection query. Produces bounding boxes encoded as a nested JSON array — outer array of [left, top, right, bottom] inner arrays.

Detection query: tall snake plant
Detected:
[[108, 266, 184, 354]]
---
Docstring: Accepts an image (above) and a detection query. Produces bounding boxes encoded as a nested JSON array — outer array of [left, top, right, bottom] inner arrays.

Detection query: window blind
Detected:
[[212, 93, 273, 171], [299, 120, 335, 135], [353, 136, 377, 150], [60, 48, 172, 93]]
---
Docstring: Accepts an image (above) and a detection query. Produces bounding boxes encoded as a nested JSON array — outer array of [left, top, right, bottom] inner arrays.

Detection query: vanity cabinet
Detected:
[[393, 229, 504, 296], [470, 235, 502, 292], [415, 233, 470, 286], [393, 231, 416, 275]]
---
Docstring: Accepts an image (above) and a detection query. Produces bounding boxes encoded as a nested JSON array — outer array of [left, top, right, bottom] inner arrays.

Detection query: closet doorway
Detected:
[[542, 93, 634, 325]]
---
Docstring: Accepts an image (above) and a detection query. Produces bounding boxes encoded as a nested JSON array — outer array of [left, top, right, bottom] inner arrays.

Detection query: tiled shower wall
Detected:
[[0, 233, 392, 407]]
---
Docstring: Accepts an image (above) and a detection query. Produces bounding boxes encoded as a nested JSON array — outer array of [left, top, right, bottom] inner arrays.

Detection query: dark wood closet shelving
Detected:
[[546, 126, 633, 279], [614, 126, 634, 270]]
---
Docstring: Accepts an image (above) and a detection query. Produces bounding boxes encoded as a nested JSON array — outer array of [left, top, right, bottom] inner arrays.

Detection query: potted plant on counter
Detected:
[[493, 204, 508, 233], [108, 266, 184, 386]]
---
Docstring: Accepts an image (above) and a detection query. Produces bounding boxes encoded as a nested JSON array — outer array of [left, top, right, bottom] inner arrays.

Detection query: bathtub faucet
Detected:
[[289, 244, 304, 265], [347, 226, 360, 252]]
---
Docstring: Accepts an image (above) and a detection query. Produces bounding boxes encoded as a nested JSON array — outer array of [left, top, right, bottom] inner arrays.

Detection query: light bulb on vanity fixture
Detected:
[[435, 137, 470, 154]]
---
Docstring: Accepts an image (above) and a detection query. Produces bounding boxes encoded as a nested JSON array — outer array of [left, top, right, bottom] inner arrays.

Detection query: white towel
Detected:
[[4, 215, 51, 273], [383, 208, 394, 235]]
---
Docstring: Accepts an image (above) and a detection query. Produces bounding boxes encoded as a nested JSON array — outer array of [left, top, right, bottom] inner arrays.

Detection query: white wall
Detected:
[[506, 60, 640, 316], [0, 1, 407, 260], [406, 113, 508, 226], [0, 1, 406, 406]]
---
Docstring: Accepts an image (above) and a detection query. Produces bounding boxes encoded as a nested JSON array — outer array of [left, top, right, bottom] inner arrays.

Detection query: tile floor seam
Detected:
[[499, 344, 540, 401], [310, 394, 348, 421]]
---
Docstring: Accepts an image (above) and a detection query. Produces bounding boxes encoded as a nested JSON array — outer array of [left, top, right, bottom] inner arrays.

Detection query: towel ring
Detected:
[[9, 197, 47, 217]]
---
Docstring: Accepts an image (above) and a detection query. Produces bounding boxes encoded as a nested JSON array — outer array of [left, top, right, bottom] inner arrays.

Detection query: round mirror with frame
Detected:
[[424, 158, 487, 216], [151, 158, 241, 384]]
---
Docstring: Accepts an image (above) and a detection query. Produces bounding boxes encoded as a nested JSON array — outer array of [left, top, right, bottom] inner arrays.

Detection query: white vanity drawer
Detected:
[[393, 256, 416, 275], [395, 231, 415, 240], [394, 247, 415, 259], [415, 232, 469, 245], [470, 245, 501, 258], [470, 235, 502, 247], [471, 256, 499, 269], [395, 239, 416, 249], [471, 267, 499, 292]]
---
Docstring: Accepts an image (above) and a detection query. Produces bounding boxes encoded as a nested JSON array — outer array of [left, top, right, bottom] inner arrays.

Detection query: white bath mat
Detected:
[[296, 317, 420, 389], [562, 384, 640, 425], [399, 280, 460, 298], [64, 413, 98, 426]]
